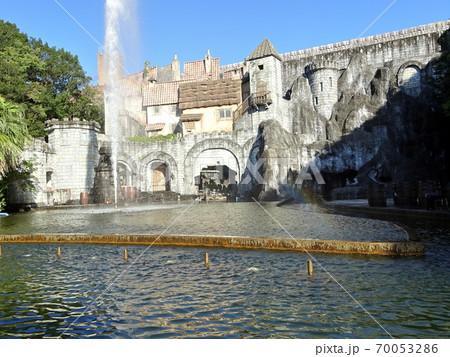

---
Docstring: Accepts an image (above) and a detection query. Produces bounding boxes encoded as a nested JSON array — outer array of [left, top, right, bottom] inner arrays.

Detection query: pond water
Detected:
[[0, 202, 408, 241], [0, 202, 448, 338]]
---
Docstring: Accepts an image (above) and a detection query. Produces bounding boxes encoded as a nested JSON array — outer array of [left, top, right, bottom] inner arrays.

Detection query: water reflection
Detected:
[[0, 240, 449, 338], [0, 202, 408, 241], [0, 202, 447, 338]]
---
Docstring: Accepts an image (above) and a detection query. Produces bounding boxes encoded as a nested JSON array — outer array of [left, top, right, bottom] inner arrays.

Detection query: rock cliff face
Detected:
[[240, 120, 300, 201], [316, 55, 447, 191], [251, 47, 449, 200]]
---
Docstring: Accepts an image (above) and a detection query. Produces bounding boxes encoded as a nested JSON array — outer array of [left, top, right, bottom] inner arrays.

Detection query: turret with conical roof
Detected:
[[247, 38, 282, 62], [240, 39, 290, 132]]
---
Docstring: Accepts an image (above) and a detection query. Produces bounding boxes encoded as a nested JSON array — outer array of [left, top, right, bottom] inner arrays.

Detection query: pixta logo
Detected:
[[241, 158, 325, 185], [296, 161, 325, 185]]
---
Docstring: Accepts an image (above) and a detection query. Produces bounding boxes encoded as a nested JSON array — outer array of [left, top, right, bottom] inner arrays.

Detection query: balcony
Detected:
[[233, 91, 272, 121], [251, 90, 272, 108]]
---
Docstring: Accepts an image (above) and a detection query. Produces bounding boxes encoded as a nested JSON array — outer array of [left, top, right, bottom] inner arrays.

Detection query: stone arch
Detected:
[[184, 139, 244, 191], [397, 61, 424, 97], [117, 161, 133, 187], [139, 151, 178, 193], [117, 153, 138, 187], [117, 153, 138, 173]]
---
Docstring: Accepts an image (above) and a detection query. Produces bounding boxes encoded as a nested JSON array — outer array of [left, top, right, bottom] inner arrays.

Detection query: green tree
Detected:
[[0, 160, 36, 211], [0, 96, 32, 210], [0, 20, 103, 137], [0, 96, 30, 176]]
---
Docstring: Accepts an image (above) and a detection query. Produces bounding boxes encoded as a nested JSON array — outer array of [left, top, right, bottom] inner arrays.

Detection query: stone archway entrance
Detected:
[[147, 161, 170, 192], [139, 151, 178, 194], [193, 149, 240, 184], [117, 161, 133, 187], [193, 149, 240, 199]]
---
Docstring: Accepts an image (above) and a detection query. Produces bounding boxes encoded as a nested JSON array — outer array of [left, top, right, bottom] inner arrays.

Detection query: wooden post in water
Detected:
[[205, 252, 209, 268], [124, 249, 128, 261], [57, 247, 61, 258], [307, 260, 313, 276]]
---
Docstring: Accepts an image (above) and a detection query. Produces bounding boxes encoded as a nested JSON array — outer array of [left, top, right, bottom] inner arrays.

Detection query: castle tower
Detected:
[[245, 39, 290, 132], [45, 118, 100, 202], [97, 52, 124, 86], [305, 61, 339, 119]]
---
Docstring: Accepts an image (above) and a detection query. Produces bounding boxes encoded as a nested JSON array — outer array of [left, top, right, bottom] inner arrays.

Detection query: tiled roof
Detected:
[[247, 39, 282, 61], [183, 58, 220, 80], [145, 123, 165, 131], [142, 81, 183, 106], [180, 113, 203, 122], [178, 79, 241, 110]]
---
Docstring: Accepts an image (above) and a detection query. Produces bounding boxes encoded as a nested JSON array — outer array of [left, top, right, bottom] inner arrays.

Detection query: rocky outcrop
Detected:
[[267, 35, 448, 201], [240, 120, 300, 201]]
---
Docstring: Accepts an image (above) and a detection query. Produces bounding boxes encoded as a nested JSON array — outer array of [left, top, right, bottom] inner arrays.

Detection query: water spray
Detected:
[[104, 0, 127, 208]]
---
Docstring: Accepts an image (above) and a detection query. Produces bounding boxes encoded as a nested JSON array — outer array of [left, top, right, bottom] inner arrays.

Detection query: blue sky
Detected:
[[1, 0, 449, 84]]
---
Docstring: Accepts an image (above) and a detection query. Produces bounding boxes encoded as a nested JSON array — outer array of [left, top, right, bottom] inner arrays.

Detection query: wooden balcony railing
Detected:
[[233, 95, 251, 122], [252, 90, 272, 107], [233, 91, 272, 122]]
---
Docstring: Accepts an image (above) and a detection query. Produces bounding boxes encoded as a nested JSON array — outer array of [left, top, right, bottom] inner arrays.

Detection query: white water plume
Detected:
[[103, 0, 136, 205]]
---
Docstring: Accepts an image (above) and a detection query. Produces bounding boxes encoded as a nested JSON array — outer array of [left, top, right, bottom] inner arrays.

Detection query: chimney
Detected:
[[205, 50, 211, 77], [172, 54, 180, 81], [97, 52, 105, 86]]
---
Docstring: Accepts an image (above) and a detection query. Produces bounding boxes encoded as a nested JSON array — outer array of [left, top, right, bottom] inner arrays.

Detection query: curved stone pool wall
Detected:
[[0, 234, 424, 256]]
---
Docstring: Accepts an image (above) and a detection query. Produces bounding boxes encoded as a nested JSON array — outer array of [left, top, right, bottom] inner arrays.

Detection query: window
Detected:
[[329, 77, 333, 87], [258, 64, 264, 70], [184, 121, 195, 130], [46, 172, 52, 189], [219, 109, 232, 119], [315, 97, 318, 105], [320, 82, 323, 92], [154, 106, 160, 114]]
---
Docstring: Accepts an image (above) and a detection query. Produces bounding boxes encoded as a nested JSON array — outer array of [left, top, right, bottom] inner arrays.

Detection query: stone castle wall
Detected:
[[11, 119, 101, 207], [113, 128, 256, 195], [13, 20, 450, 206], [282, 21, 448, 113], [45, 119, 100, 201]]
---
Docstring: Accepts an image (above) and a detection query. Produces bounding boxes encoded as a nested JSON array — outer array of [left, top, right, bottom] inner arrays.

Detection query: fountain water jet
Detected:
[[103, 0, 135, 207]]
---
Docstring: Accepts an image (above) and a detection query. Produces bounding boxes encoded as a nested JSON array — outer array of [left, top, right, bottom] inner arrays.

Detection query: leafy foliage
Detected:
[[0, 96, 30, 177], [0, 20, 103, 137], [0, 96, 34, 211], [128, 134, 178, 143], [0, 160, 36, 211]]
